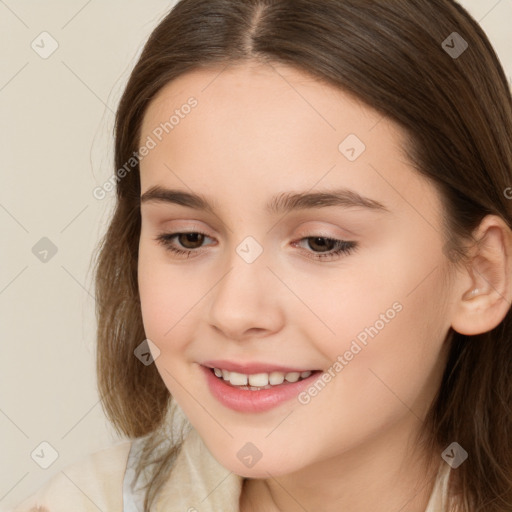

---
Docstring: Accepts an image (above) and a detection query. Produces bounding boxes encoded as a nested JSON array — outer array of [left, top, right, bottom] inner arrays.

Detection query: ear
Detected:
[[450, 215, 512, 336]]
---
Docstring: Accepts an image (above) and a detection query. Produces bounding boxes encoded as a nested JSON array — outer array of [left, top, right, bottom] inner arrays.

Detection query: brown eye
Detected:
[[177, 232, 206, 249], [306, 237, 338, 253], [293, 236, 358, 261], [155, 231, 214, 258]]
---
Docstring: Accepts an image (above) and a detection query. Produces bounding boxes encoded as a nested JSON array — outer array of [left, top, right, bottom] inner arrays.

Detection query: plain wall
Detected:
[[1, 0, 511, 509]]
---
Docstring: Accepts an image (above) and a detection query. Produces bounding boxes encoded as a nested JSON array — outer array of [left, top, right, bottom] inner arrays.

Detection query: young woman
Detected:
[[12, 0, 512, 511]]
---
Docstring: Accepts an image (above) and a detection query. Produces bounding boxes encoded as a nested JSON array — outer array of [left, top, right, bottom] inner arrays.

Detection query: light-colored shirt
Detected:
[[10, 426, 452, 512]]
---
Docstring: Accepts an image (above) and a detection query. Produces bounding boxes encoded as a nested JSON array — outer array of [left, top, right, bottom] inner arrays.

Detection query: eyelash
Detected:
[[154, 231, 358, 261]]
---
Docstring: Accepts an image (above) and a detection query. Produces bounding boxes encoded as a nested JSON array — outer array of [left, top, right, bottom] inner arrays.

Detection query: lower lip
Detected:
[[201, 365, 321, 413]]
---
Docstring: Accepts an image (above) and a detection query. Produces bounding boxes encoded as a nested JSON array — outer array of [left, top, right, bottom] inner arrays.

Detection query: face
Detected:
[[137, 61, 457, 478]]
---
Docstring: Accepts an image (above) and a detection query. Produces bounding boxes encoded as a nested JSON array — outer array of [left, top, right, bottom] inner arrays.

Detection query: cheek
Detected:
[[137, 254, 198, 400], [287, 276, 448, 468], [137, 243, 191, 347], [296, 236, 449, 410], [320, 227, 447, 350]]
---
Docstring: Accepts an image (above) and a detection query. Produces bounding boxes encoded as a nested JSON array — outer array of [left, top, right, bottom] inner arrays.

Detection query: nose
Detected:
[[206, 249, 285, 341]]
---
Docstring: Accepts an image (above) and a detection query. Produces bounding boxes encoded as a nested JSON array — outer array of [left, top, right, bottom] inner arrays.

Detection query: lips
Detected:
[[200, 361, 323, 413]]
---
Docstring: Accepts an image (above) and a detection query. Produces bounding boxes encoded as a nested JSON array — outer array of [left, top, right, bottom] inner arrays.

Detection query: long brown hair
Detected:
[[93, 1, 512, 510]]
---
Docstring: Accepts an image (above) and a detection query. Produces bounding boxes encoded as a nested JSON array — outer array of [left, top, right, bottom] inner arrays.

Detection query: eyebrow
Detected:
[[140, 186, 390, 215]]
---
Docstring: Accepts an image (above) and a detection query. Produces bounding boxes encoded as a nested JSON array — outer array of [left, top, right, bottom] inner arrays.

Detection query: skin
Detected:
[[137, 61, 512, 512]]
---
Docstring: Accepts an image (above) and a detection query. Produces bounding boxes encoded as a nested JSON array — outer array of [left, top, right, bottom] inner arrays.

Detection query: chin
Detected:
[[214, 451, 304, 479]]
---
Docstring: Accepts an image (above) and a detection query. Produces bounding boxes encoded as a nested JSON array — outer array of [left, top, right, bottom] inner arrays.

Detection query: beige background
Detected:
[[1, 0, 511, 509]]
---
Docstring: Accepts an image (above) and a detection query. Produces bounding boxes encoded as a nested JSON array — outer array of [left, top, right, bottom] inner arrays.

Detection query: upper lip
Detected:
[[202, 359, 318, 374]]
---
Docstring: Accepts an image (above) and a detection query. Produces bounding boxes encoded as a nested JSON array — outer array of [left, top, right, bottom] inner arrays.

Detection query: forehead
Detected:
[[139, 61, 408, 177], [138, 61, 442, 232], [141, 61, 393, 145]]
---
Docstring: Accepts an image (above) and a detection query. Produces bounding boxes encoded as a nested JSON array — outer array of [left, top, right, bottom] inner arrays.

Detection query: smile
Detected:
[[200, 364, 323, 413]]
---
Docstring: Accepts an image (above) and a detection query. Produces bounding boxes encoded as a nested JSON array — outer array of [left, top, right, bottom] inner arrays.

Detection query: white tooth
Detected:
[[285, 372, 300, 383], [213, 368, 223, 378], [249, 373, 269, 387], [222, 369, 231, 381], [229, 371, 248, 386], [300, 371, 312, 379], [269, 371, 285, 385]]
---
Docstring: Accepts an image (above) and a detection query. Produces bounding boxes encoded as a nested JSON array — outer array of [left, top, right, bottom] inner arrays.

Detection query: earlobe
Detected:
[[450, 215, 512, 336]]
